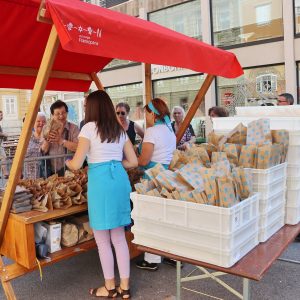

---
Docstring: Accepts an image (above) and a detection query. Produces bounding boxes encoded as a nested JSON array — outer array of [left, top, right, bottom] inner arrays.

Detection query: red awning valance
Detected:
[[0, 0, 243, 92]]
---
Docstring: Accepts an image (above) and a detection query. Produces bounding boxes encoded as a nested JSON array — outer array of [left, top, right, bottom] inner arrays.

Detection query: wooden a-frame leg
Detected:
[[0, 256, 16, 300]]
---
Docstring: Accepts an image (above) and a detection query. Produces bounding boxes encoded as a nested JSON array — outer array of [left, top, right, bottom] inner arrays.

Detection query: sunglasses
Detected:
[[116, 111, 126, 116]]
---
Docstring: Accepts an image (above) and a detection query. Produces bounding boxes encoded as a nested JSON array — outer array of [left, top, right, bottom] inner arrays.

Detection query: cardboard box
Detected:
[[43, 221, 62, 253]]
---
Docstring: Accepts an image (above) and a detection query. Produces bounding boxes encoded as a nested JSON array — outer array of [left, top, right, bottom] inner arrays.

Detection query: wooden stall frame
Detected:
[[0, 2, 214, 299]]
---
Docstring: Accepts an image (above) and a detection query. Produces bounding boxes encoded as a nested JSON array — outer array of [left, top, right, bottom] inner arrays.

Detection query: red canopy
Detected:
[[0, 0, 243, 92]]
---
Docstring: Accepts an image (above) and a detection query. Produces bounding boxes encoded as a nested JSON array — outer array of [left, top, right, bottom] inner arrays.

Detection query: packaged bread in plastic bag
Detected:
[[271, 130, 289, 163], [221, 143, 240, 166], [185, 146, 210, 167], [246, 119, 272, 146], [192, 188, 208, 204], [43, 119, 63, 140], [211, 152, 228, 164], [232, 167, 252, 200], [239, 145, 257, 168], [169, 150, 189, 171], [217, 176, 238, 208], [207, 131, 225, 149], [197, 143, 218, 160], [179, 190, 196, 203], [211, 159, 231, 177], [199, 168, 218, 206], [156, 170, 192, 192], [256, 143, 282, 169], [178, 163, 204, 190], [226, 123, 247, 145]]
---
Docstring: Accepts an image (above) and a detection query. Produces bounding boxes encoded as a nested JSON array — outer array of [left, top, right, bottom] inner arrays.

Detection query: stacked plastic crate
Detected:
[[285, 131, 300, 225], [131, 192, 259, 268], [213, 116, 300, 226], [249, 163, 287, 242]]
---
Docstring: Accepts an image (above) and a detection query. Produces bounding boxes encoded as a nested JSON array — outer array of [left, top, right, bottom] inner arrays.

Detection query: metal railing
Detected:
[[0, 153, 73, 187]]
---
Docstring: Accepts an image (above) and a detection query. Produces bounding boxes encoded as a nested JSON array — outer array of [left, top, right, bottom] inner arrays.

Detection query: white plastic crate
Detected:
[[133, 215, 258, 252], [287, 164, 300, 177], [131, 192, 259, 234], [289, 131, 300, 146], [252, 177, 286, 200], [285, 205, 300, 225], [236, 106, 300, 117], [248, 163, 287, 186], [132, 227, 259, 268], [213, 117, 256, 131], [287, 176, 300, 190], [258, 189, 286, 215], [287, 145, 300, 163], [259, 214, 285, 243], [259, 201, 285, 228], [286, 188, 300, 207], [213, 117, 300, 131]]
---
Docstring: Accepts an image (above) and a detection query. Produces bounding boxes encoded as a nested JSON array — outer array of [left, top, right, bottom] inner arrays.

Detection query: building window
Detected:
[[211, 0, 283, 47], [153, 75, 205, 137], [256, 74, 277, 93], [256, 4, 271, 25], [104, 59, 137, 70], [216, 65, 285, 115], [106, 83, 143, 121], [2, 95, 18, 120], [295, 0, 300, 34], [148, 0, 202, 40]]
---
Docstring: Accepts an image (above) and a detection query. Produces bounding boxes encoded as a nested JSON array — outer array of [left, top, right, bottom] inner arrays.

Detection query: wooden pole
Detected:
[[176, 74, 215, 144], [0, 66, 91, 81], [0, 25, 60, 245], [91, 72, 104, 90], [144, 63, 152, 128]]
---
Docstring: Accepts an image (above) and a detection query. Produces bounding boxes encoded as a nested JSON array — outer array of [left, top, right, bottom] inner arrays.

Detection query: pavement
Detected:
[[0, 241, 300, 300]]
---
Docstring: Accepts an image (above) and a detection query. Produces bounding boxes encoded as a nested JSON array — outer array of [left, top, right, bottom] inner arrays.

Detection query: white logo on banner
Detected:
[[64, 22, 102, 46]]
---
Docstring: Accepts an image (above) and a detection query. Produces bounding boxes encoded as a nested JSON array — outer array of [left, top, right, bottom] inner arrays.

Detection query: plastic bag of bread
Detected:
[[43, 119, 63, 140], [239, 145, 257, 168], [61, 223, 78, 247], [256, 143, 282, 169], [217, 176, 239, 208], [271, 130, 289, 163], [246, 119, 272, 146], [226, 123, 247, 145]]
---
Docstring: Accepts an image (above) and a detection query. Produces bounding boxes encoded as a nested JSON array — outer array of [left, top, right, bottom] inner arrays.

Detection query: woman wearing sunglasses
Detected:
[[116, 103, 144, 145]]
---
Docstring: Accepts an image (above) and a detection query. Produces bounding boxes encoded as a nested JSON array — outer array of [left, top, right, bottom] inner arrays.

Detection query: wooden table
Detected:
[[137, 223, 300, 300], [0, 205, 141, 299]]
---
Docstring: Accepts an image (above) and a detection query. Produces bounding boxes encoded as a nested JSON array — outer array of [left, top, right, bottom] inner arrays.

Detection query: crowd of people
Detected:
[[0, 90, 294, 297]]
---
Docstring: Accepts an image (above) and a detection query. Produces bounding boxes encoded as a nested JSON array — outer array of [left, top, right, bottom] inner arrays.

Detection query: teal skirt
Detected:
[[87, 160, 131, 230]]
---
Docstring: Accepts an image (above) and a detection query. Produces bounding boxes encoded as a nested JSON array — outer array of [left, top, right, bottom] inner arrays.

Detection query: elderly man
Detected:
[[277, 93, 294, 106], [41, 100, 79, 176]]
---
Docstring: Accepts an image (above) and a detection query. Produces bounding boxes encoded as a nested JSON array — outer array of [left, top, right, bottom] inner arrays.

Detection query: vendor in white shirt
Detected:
[[136, 98, 176, 271]]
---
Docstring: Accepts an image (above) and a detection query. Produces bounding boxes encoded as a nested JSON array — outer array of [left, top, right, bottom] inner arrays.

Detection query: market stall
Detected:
[[0, 0, 243, 299]]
